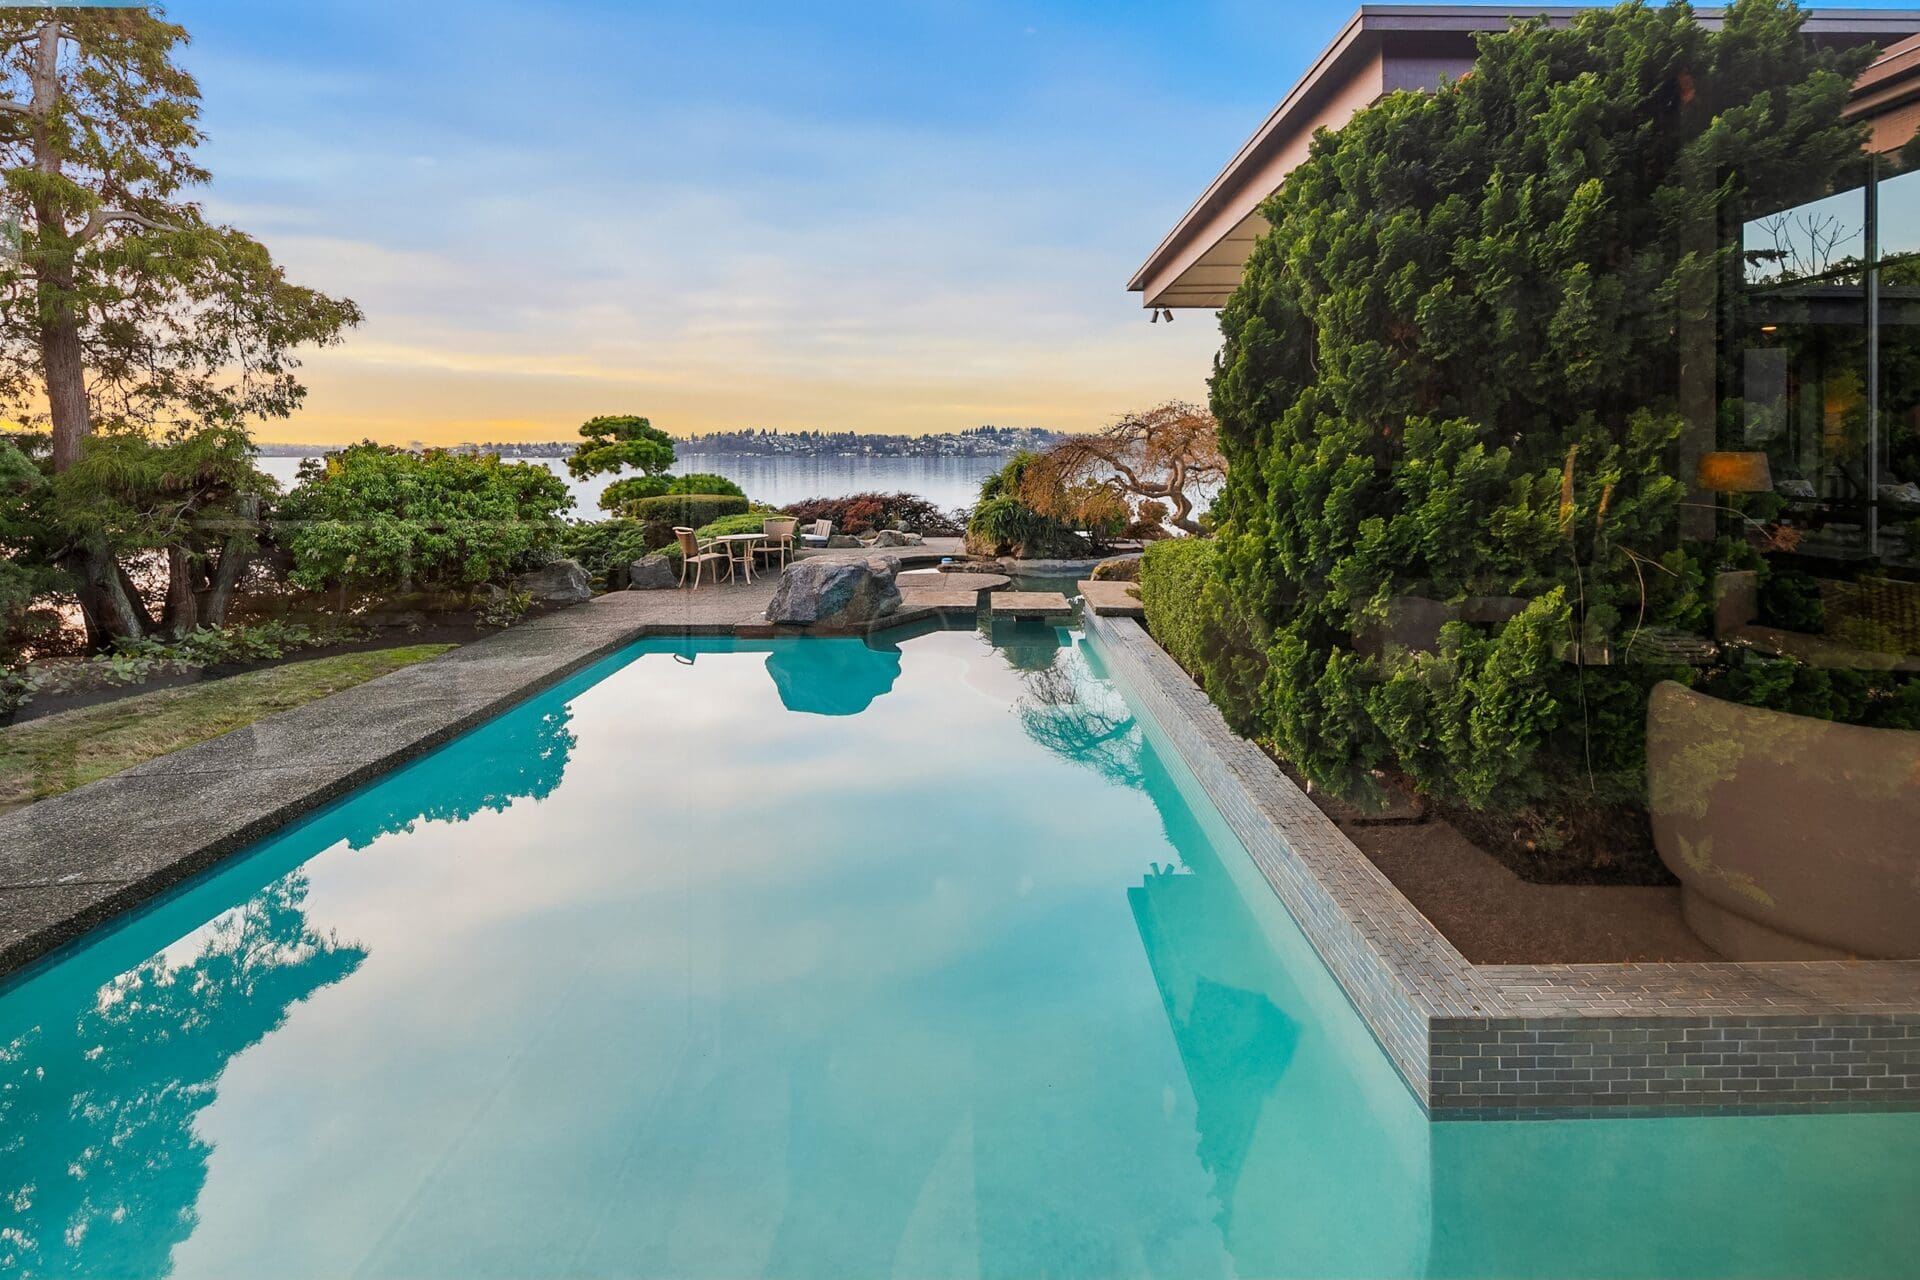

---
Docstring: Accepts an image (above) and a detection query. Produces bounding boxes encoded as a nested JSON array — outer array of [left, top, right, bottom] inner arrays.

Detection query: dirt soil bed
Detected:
[[1270, 757, 1715, 963]]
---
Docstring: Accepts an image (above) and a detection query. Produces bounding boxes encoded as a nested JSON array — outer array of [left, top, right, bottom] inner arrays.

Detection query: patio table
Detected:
[[714, 533, 764, 583]]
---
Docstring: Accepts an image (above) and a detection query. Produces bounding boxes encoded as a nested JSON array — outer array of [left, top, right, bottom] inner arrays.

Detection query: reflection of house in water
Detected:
[[1129, 865, 1296, 1236]]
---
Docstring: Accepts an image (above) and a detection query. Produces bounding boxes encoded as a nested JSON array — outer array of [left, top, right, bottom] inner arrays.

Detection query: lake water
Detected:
[[254, 452, 1000, 517]]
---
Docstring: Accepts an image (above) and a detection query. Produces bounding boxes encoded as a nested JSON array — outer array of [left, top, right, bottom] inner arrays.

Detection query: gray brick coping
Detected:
[[1083, 612, 1920, 1119]]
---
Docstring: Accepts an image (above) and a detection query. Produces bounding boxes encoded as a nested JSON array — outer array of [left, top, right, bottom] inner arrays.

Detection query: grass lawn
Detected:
[[0, 644, 455, 815]]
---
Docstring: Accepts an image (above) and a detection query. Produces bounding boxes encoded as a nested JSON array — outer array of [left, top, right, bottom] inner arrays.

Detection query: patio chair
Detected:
[[759, 517, 798, 571], [800, 519, 833, 549], [674, 526, 731, 589]]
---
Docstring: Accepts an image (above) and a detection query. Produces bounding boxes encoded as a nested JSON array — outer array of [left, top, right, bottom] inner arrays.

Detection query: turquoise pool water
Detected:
[[2, 626, 1916, 1279]]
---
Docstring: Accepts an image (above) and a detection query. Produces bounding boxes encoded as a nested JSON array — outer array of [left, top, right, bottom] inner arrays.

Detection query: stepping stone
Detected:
[[899, 587, 983, 611], [991, 591, 1073, 619], [1077, 580, 1145, 618], [897, 570, 1010, 592]]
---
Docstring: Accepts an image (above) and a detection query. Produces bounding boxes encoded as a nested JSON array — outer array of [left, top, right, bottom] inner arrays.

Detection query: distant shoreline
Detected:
[[254, 426, 1065, 461]]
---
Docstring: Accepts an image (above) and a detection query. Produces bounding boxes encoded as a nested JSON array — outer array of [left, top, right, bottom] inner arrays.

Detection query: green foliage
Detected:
[[668, 473, 745, 498], [278, 444, 572, 592], [1137, 538, 1271, 736], [44, 425, 269, 557], [1204, 0, 1871, 841], [1756, 563, 1825, 631], [478, 589, 533, 629], [965, 453, 1088, 557], [1701, 651, 1920, 731], [114, 619, 348, 666], [0, 12, 363, 440], [0, 435, 58, 652], [557, 519, 657, 586], [5, 619, 361, 716], [567, 415, 674, 481], [696, 511, 787, 539], [597, 475, 672, 512], [618, 493, 749, 528], [594, 468, 743, 514]]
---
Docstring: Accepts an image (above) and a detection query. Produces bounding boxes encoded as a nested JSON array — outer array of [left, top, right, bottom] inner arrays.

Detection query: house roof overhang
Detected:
[[1131, 5, 1920, 310]]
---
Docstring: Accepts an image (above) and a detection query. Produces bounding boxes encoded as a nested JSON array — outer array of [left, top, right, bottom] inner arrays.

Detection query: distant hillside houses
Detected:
[[256, 426, 1067, 460]]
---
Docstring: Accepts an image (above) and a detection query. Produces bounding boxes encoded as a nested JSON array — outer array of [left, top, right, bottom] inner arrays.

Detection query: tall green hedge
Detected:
[[619, 493, 749, 528], [1138, 538, 1272, 737], [1203, 0, 1869, 835]]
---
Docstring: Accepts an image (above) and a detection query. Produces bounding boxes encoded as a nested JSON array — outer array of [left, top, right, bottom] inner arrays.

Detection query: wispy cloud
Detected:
[[176, 0, 1314, 442]]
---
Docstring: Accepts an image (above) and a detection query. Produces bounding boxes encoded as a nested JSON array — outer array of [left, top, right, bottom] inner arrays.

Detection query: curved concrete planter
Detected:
[[1647, 681, 1920, 960]]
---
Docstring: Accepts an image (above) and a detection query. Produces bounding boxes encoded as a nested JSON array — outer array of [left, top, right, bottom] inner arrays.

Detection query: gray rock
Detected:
[[867, 528, 911, 547], [825, 534, 863, 549], [626, 555, 678, 591], [765, 557, 902, 626], [512, 558, 591, 605]]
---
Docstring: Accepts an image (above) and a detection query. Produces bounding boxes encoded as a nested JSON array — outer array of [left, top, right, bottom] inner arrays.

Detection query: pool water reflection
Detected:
[[1, 629, 1915, 1279]]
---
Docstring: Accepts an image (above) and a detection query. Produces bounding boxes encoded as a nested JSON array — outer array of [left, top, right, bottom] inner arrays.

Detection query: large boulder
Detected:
[[825, 534, 863, 549], [626, 555, 678, 591], [867, 528, 911, 547], [513, 558, 591, 605], [766, 557, 902, 627]]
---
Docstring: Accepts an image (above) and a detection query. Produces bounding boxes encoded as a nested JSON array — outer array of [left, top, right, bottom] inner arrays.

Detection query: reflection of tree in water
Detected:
[[0, 874, 366, 1278], [1013, 639, 1301, 1241], [1014, 647, 1145, 789], [345, 701, 577, 849]]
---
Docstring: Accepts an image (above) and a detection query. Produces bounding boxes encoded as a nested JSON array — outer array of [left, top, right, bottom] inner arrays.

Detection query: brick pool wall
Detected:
[[1085, 612, 1920, 1119]]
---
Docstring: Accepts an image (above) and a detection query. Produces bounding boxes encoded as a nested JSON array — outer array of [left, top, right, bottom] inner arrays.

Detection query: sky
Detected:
[[158, 0, 1375, 444]]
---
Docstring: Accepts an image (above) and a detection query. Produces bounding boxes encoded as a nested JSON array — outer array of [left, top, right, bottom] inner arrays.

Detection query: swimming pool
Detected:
[[2, 626, 1916, 1278]]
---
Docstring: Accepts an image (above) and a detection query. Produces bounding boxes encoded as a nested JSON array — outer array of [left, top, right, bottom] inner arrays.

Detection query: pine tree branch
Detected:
[[75, 208, 180, 244]]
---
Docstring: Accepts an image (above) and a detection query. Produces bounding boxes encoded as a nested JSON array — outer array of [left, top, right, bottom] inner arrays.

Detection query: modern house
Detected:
[[1136, 3, 1920, 573], [1130, 5, 1920, 313]]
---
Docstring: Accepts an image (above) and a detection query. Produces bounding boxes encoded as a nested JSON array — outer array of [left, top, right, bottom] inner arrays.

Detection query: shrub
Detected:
[[785, 492, 962, 537], [558, 519, 657, 588], [1757, 564, 1825, 632], [696, 510, 787, 539], [668, 473, 745, 498], [1201, 0, 1866, 859], [964, 455, 1088, 556], [115, 619, 346, 666], [279, 444, 572, 592], [618, 493, 749, 528], [1139, 540, 1265, 729], [599, 475, 672, 512]]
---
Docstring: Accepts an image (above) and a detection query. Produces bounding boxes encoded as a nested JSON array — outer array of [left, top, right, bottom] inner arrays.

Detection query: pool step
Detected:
[[990, 591, 1073, 619]]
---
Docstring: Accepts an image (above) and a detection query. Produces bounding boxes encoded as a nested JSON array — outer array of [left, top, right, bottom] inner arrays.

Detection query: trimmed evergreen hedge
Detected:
[[619, 493, 749, 527]]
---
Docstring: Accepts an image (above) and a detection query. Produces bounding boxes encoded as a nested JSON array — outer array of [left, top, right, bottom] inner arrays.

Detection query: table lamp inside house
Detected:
[[1696, 451, 1773, 494], [1696, 450, 1773, 537]]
